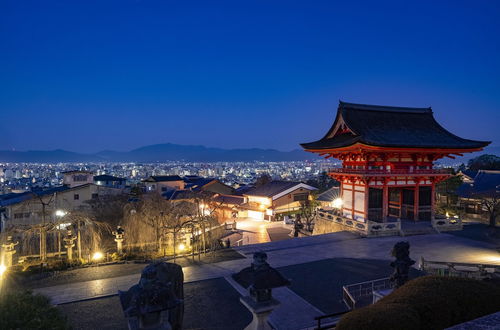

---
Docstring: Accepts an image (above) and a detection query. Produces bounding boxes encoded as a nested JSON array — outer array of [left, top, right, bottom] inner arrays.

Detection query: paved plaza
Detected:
[[30, 229, 500, 330]]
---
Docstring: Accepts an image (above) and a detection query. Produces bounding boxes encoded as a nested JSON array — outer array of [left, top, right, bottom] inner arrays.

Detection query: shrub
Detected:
[[0, 291, 70, 330], [337, 276, 500, 330]]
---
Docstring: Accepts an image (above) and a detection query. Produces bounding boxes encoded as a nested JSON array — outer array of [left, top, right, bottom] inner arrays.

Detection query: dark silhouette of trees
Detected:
[[468, 154, 500, 171]]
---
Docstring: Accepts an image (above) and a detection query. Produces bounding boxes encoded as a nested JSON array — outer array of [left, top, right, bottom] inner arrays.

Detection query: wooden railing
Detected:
[[419, 257, 500, 279], [329, 168, 450, 176]]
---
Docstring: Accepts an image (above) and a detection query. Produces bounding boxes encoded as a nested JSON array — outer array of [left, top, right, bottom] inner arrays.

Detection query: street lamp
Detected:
[[0, 264, 6, 276], [92, 251, 104, 261], [332, 198, 343, 209], [55, 210, 68, 217]]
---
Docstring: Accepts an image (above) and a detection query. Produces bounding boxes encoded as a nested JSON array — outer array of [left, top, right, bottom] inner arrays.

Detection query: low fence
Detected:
[[419, 257, 500, 279], [342, 277, 392, 310], [315, 211, 400, 237], [431, 217, 463, 232]]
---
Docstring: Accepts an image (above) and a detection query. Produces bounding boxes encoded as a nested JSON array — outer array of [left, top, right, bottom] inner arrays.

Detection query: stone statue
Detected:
[[233, 252, 290, 330], [390, 241, 415, 288], [119, 262, 184, 330]]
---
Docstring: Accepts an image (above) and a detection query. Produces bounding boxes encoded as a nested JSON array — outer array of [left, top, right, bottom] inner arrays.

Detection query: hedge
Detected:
[[0, 290, 70, 330], [336, 276, 500, 330]]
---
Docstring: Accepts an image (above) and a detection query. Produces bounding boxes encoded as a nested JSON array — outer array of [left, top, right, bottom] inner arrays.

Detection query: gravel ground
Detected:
[[21, 248, 245, 289], [278, 257, 422, 314], [58, 277, 252, 330]]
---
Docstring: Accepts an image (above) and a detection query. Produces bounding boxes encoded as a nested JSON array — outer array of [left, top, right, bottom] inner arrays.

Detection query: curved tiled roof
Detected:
[[301, 101, 490, 150]]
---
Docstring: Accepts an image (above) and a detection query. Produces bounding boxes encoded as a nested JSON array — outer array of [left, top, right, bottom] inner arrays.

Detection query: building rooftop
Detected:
[[457, 170, 500, 198], [317, 186, 340, 202], [301, 101, 490, 150], [245, 181, 315, 198], [94, 175, 126, 182], [143, 175, 183, 183]]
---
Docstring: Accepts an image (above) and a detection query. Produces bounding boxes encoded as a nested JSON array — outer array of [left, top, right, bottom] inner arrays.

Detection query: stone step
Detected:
[[399, 227, 437, 236]]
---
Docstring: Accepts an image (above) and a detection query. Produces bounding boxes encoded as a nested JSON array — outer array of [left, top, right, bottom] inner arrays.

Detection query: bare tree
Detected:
[[85, 194, 129, 227], [473, 189, 500, 228]]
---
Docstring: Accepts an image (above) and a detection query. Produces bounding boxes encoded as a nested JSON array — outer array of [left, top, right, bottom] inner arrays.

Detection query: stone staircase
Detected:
[[399, 222, 438, 236]]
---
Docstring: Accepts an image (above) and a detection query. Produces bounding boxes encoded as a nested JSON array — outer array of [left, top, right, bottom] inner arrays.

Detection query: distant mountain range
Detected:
[[0, 143, 498, 163], [0, 143, 314, 162]]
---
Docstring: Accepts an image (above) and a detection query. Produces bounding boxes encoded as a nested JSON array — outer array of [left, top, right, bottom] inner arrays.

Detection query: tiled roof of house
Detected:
[[457, 170, 500, 198], [245, 181, 308, 198], [317, 186, 340, 202], [143, 175, 183, 183]]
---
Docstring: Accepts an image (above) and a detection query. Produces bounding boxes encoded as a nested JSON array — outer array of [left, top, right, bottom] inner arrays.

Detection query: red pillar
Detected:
[[431, 181, 436, 220], [351, 179, 355, 220], [382, 179, 388, 222], [413, 180, 420, 222]]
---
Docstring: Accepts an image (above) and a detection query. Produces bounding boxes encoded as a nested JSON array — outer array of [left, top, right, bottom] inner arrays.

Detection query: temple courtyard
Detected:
[[21, 225, 499, 330]]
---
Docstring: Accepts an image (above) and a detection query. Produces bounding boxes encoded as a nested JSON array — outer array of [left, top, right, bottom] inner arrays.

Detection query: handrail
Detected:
[[314, 310, 349, 330], [420, 257, 500, 279], [329, 168, 450, 175], [342, 277, 392, 310], [420, 257, 500, 271]]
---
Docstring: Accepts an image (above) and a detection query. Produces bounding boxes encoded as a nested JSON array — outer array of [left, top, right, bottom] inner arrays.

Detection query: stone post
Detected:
[[63, 229, 77, 261], [113, 226, 125, 254], [233, 252, 290, 330], [1, 236, 19, 267]]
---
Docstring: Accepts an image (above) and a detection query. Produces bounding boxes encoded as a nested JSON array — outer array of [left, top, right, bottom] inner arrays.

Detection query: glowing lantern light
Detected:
[[178, 244, 186, 251], [0, 264, 6, 276], [92, 252, 104, 261], [332, 198, 343, 209]]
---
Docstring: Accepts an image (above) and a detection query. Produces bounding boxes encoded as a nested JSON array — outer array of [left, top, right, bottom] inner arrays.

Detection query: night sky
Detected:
[[1, 1, 499, 153]]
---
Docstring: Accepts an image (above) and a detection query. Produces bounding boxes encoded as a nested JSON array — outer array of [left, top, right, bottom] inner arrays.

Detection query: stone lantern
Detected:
[[233, 252, 290, 330], [113, 226, 125, 254], [119, 262, 184, 330], [1, 236, 19, 267], [63, 228, 77, 261]]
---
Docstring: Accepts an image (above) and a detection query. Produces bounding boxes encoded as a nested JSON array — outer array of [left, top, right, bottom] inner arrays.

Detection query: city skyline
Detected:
[[1, 1, 499, 153]]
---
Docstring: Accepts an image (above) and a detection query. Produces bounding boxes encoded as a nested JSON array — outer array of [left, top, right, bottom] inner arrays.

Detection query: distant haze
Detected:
[[0, 143, 497, 164]]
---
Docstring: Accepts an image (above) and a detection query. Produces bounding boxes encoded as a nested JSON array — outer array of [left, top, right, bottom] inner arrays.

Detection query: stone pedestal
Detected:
[[63, 230, 77, 261], [126, 310, 171, 330], [240, 296, 279, 330], [115, 238, 124, 254]]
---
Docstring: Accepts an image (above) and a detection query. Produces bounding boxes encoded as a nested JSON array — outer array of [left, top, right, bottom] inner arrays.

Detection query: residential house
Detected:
[[240, 181, 317, 220], [143, 175, 185, 193], [457, 170, 500, 222]]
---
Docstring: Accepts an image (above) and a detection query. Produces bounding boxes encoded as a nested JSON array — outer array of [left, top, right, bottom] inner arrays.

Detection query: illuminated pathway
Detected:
[[34, 232, 500, 329]]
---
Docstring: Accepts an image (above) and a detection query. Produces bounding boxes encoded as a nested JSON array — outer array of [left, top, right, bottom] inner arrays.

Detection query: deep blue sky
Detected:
[[1, 0, 499, 153]]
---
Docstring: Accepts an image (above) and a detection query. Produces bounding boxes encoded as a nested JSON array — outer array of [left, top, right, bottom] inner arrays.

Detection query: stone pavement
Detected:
[[35, 231, 500, 329]]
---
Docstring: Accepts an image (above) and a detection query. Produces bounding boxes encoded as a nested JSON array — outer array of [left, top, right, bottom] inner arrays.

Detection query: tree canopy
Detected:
[[467, 154, 500, 171]]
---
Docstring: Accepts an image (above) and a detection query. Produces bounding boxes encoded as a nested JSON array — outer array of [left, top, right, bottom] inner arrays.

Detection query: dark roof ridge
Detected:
[[339, 100, 431, 113]]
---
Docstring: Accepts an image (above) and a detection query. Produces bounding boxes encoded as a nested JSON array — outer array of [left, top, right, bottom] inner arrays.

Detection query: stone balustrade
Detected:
[[432, 216, 463, 232], [314, 211, 401, 237]]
